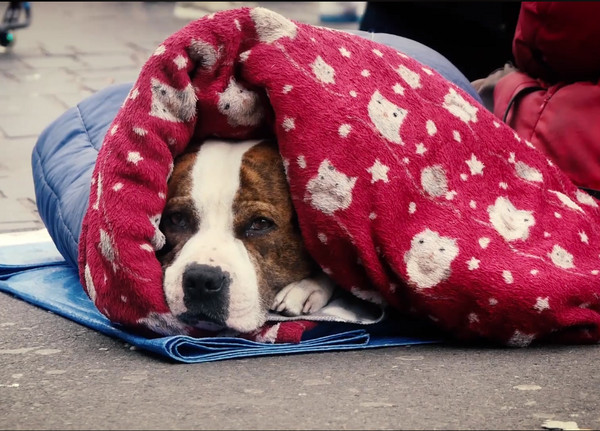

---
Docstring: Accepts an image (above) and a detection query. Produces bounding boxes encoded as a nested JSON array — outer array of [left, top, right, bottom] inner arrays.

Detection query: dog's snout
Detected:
[[179, 263, 231, 326], [183, 264, 230, 296]]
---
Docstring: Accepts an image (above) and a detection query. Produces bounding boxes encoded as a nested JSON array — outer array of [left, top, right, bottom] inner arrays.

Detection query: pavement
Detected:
[[0, 2, 599, 430]]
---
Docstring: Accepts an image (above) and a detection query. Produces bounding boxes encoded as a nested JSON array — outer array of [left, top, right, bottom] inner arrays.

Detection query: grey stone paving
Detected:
[[0, 3, 599, 430]]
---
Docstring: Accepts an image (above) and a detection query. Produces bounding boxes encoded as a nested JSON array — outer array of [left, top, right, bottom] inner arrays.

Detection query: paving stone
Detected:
[[0, 136, 36, 169], [51, 90, 95, 110], [0, 69, 78, 97], [0, 92, 66, 115], [77, 53, 138, 70], [75, 67, 140, 84], [0, 172, 36, 201], [0, 99, 68, 138], [0, 54, 32, 73], [19, 54, 86, 70], [0, 196, 42, 228]]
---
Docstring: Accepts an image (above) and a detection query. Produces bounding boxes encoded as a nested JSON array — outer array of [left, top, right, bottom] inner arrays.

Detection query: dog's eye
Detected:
[[168, 212, 188, 229], [245, 217, 275, 237]]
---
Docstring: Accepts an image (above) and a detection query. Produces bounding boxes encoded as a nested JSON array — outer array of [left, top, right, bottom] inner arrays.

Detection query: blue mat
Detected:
[[0, 231, 441, 363]]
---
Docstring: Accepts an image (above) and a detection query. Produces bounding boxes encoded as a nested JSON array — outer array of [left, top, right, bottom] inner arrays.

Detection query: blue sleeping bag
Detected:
[[32, 31, 482, 271]]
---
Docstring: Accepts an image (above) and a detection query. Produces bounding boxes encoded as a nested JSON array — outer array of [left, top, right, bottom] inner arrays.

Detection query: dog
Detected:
[[156, 138, 336, 333]]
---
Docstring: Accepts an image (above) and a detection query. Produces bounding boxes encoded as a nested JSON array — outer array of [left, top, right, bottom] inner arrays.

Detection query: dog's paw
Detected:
[[271, 274, 336, 316], [151, 228, 166, 251]]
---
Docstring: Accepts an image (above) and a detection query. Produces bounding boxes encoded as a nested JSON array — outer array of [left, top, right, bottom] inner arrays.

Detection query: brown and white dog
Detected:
[[156, 138, 336, 333]]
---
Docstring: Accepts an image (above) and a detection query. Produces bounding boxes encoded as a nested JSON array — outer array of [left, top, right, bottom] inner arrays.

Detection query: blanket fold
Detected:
[[79, 7, 600, 346]]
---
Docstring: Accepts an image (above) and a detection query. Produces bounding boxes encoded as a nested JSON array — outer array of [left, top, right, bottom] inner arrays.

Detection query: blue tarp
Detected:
[[0, 234, 441, 363]]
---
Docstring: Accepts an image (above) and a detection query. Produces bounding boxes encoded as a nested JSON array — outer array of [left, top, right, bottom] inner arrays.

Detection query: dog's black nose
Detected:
[[183, 263, 230, 297], [180, 263, 231, 326]]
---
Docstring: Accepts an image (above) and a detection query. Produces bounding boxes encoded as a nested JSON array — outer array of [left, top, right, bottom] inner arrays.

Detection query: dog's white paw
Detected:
[[271, 274, 336, 316]]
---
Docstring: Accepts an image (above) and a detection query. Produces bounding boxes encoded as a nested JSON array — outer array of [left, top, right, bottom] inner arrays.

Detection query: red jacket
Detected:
[[494, 1, 600, 191]]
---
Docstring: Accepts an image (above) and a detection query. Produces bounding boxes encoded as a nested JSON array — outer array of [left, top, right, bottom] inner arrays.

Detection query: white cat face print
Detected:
[[217, 78, 265, 127], [368, 90, 407, 144], [311, 56, 335, 84], [404, 229, 459, 289], [305, 159, 357, 215], [421, 165, 448, 197], [487, 196, 535, 242], [250, 7, 297, 44], [443, 88, 478, 123], [514, 161, 543, 183], [150, 78, 197, 123], [549, 244, 574, 269], [187, 38, 219, 70]]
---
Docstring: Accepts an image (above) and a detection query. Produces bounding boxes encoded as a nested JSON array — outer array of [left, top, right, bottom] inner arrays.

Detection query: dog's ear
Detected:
[[258, 138, 277, 150]]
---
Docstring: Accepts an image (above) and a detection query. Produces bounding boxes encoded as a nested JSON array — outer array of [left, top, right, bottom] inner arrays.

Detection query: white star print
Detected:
[[173, 55, 188, 70], [393, 83, 404, 95], [339, 47, 351, 57], [579, 231, 589, 244], [127, 151, 143, 164], [534, 297, 550, 312], [282, 117, 295, 131], [367, 159, 390, 183], [416, 143, 427, 155], [468, 313, 479, 323], [445, 190, 457, 200], [467, 257, 480, 270], [338, 124, 351, 138], [466, 154, 484, 175], [507, 330, 536, 347]]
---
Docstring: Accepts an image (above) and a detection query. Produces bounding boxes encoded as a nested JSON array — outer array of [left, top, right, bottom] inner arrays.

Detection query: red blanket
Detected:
[[78, 7, 600, 346]]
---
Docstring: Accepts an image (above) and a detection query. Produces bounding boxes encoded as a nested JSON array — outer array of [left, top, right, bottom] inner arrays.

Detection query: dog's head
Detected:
[[157, 139, 315, 332]]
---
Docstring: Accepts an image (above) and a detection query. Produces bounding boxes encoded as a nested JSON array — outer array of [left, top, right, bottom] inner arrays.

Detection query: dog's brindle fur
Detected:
[[156, 139, 327, 331]]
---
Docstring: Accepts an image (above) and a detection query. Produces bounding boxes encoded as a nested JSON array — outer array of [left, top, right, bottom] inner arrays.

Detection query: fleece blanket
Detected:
[[79, 7, 600, 346]]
